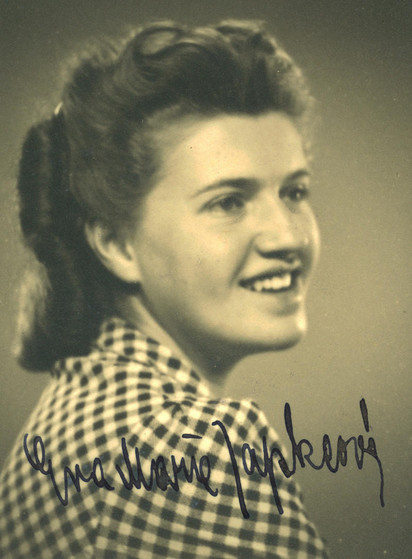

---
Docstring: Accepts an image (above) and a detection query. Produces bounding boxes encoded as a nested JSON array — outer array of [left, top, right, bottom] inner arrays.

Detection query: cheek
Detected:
[[137, 208, 251, 298], [134, 226, 180, 288], [174, 235, 245, 302], [136, 229, 216, 298], [178, 221, 240, 265]]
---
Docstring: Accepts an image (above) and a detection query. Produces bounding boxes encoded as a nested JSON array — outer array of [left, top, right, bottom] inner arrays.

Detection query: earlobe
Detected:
[[84, 222, 141, 283]]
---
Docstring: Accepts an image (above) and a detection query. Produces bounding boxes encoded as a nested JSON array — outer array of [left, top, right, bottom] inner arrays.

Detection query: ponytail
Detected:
[[16, 112, 116, 370]]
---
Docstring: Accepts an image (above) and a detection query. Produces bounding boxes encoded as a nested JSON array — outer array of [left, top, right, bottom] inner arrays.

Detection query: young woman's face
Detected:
[[130, 112, 320, 362]]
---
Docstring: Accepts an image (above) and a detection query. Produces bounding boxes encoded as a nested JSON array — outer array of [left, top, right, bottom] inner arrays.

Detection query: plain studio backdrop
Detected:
[[0, 1, 410, 557]]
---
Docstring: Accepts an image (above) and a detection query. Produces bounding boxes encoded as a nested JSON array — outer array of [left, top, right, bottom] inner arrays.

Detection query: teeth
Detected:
[[249, 273, 292, 292]]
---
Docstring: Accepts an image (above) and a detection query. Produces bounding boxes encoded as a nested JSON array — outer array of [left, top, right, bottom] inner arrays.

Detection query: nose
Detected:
[[253, 197, 312, 258]]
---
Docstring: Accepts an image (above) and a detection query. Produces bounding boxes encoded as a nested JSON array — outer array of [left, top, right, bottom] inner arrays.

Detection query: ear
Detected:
[[85, 222, 141, 283]]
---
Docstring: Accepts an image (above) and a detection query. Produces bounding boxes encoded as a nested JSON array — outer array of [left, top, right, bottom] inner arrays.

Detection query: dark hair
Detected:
[[16, 20, 313, 371]]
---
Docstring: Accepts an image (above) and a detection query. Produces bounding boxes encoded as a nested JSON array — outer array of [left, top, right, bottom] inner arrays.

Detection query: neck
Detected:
[[117, 295, 237, 398]]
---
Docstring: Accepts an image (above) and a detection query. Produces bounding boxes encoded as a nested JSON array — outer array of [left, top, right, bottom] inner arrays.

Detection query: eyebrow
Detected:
[[191, 178, 259, 198], [284, 168, 312, 183], [191, 168, 311, 198]]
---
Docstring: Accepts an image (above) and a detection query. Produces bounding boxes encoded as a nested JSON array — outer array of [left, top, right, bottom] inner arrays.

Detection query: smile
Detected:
[[240, 271, 299, 293]]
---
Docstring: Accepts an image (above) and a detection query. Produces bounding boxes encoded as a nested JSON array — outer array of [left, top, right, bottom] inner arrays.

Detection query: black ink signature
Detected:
[[23, 398, 384, 517], [116, 434, 218, 497], [23, 434, 115, 506], [214, 398, 384, 518]]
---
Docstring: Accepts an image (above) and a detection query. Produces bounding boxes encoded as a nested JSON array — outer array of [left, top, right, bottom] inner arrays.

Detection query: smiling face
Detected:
[[127, 112, 320, 369]]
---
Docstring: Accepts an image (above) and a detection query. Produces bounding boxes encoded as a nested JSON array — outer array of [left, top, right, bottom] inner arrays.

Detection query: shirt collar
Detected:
[[92, 316, 211, 399]]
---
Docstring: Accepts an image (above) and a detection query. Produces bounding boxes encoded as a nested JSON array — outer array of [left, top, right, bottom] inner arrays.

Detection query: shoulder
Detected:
[[95, 393, 328, 558], [141, 395, 277, 458]]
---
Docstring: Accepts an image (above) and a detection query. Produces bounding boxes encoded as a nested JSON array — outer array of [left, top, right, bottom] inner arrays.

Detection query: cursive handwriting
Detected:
[[213, 398, 384, 517], [23, 398, 384, 517], [23, 433, 114, 506], [116, 435, 218, 497]]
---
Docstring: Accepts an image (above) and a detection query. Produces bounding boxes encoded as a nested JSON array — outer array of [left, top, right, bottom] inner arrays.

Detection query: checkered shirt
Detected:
[[0, 317, 328, 558]]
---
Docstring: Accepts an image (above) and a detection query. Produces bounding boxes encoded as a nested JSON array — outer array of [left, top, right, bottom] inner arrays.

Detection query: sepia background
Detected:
[[1, 1, 411, 557]]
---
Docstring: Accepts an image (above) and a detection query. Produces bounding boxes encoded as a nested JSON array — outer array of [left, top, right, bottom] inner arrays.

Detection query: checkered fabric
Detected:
[[0, 317, 328, 558]]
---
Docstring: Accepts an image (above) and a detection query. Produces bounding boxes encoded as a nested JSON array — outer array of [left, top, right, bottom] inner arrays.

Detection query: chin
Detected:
[[254, 313, 308, 353], [234, 329, 306, 359], [270, 335, 303, 352]]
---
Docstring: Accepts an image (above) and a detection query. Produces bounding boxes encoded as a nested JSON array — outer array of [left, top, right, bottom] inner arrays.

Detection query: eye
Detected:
[[284, 183, 310, 203], [206, 193, 246, 215]]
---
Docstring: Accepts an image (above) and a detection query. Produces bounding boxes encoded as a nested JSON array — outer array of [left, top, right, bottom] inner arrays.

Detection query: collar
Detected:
[[92, 316, 211, 399]]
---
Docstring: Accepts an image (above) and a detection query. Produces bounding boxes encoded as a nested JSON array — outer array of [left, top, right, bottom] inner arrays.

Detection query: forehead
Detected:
[[152, 112, 307, 189]]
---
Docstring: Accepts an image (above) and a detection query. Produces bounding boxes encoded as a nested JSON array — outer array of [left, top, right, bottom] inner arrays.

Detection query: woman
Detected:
[[0, 20, 327, 558]]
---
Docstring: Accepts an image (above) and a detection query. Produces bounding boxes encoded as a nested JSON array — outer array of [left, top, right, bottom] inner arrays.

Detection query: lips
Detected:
[[240, 266, 302, 293]]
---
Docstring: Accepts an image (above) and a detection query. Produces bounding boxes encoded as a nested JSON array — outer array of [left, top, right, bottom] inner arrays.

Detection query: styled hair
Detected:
[[16, 20, 313, 371]]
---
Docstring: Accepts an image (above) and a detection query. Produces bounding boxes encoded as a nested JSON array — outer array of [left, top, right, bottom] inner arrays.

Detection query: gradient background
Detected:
[[1, 1, 411, 557]]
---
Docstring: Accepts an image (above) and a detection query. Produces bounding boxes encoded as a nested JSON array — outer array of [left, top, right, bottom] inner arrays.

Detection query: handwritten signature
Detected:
[[23, 398, 384, 518]]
